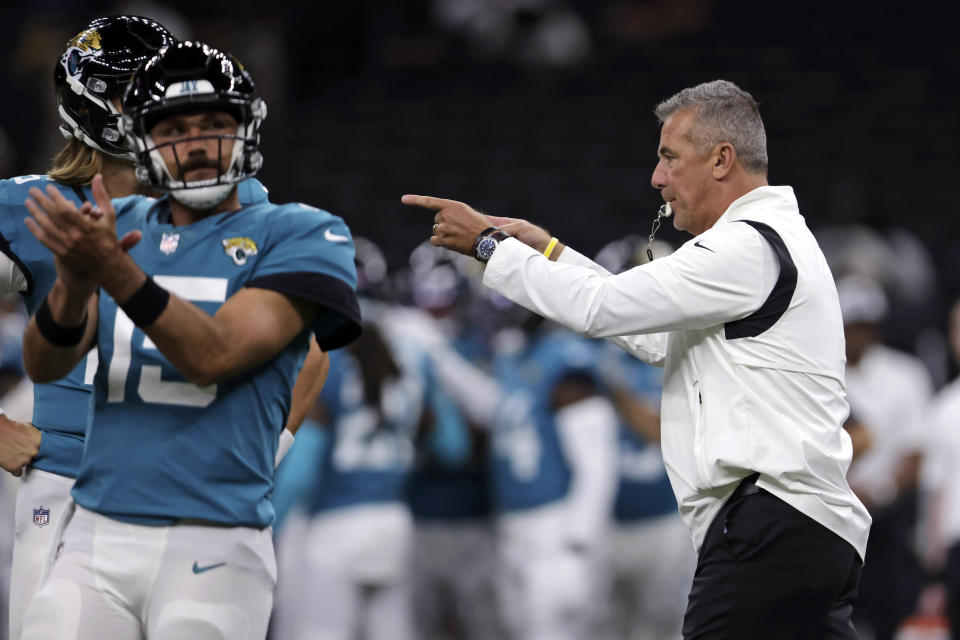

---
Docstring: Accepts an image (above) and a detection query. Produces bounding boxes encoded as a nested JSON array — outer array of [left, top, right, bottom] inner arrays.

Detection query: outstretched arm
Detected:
[[401, 194, 672, 364], [405, 192, 777, 339], [402, 194, 567, 260]]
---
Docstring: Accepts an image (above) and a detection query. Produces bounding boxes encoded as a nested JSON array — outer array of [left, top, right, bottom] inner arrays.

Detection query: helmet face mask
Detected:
[[122, 41, 267, 209], [54, 16, 176, 160]]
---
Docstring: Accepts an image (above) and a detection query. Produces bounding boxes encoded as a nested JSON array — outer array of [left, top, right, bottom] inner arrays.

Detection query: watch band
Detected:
[[472, 226, 510, 255]]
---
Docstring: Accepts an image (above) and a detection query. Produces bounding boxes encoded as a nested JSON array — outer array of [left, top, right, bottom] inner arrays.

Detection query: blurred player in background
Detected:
[[594, 236, 696, 640], [923, 298, 960, 638], [490, 318, 619, 640], [18, 40, 360, 639], [274, 320, 423, 640], [398, 244, 502, 640], [273, 240, 424, 640], [431, 307, 618, 640], [394, 250, 619, 640], [837, 275, 934, 640]]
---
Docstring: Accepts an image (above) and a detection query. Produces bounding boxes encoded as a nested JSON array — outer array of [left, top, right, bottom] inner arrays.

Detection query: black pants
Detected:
[[682, 477, 863, 639], [944, 542, 960, 638]]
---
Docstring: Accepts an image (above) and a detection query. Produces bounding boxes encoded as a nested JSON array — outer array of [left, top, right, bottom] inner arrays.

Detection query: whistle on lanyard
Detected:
[[646, 202, 672, 262]]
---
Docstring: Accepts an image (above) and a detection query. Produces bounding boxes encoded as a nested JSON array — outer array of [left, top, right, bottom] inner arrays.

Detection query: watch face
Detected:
[[476, 236, 499, 262]]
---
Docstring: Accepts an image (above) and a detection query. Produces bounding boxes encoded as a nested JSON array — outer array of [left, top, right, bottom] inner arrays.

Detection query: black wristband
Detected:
[[36, 295, 87, 347], [120, 277, 170, 327]]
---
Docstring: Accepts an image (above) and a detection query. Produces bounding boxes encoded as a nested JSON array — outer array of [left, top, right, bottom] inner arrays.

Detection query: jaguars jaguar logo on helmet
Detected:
[[67, 28, 102, 52], [62, 28, 103, 76], [54, 16, 176, 159]]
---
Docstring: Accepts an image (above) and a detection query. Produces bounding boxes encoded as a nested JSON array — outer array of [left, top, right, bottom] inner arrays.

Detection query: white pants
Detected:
[[9, 468, 75, 640], [410, 520, 504, 640], [272, 503, 414, 640], [20, 505, 275, 640], [1, 473, 17, 640], [603, 513, 697, 640], [496, 503, 607, 640]]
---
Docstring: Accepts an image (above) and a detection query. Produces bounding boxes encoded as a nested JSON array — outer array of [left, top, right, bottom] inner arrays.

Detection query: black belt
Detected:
[[731, 472, 761, 499]]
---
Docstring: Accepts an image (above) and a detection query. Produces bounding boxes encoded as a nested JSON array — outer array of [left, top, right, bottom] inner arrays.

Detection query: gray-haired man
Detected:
[[403, 79, 871, 639]]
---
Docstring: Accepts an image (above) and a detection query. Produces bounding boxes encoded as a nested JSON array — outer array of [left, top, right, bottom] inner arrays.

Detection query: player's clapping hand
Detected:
[[24, 174, 141, 290], [0, 414, 42, 477], [401, 194, 492, 256]]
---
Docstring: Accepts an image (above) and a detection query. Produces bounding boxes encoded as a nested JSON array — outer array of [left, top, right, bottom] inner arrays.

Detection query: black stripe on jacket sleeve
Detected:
[[723, 221, 797, 340]]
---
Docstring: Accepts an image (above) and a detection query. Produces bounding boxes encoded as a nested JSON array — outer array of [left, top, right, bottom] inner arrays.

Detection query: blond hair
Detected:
[[47, 138, 103, 186]]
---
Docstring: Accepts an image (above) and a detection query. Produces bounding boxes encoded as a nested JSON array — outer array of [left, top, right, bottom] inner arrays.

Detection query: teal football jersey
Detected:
[[236, 178, 270, 205], [72, 194, 360, 525], [72, 194, 360, 526], [0, 176, 274, 478], [309, 340, 427, 514], [0, 175, 96, 477], [491, 331, 602, 511]]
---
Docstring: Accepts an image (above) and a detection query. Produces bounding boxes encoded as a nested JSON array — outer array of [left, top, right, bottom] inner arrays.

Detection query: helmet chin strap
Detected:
[[170, 183, 234, 210]]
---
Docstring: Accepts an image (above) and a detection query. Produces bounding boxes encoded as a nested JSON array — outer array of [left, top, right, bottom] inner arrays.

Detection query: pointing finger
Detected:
[[400, 194, 459, 212]]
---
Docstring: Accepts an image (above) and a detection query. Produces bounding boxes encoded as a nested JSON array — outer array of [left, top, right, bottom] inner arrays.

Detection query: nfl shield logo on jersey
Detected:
[[33, 505, 50, 528], [159, 232, 180, 255]]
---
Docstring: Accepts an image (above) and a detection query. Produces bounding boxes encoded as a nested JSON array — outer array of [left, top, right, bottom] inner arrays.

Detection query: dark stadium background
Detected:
[[1, 0, 956, 375]]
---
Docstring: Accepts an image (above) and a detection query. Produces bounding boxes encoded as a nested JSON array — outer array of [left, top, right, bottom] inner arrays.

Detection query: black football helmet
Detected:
[[122, 41, 267, 209], [55, 16, 176, 160]]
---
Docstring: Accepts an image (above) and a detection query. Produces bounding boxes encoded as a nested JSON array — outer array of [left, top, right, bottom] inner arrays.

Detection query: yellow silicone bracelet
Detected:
[[543, 237, 559, 259]]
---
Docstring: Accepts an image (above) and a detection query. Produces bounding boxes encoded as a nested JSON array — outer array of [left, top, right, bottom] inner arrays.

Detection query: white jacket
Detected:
[[482, 186, 871, 559]]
